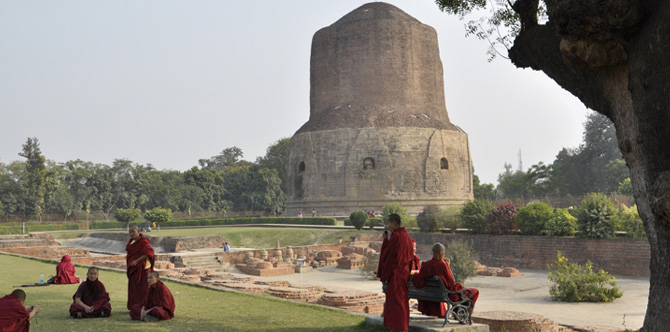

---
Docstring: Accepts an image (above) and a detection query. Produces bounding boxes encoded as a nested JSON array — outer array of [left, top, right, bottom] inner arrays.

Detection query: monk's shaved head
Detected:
[[148, 271, 160, 279], [432, 243, 445, 257], [11, 289, 26, 301], [129, 225, 139, 231], [88, 267, 99, 273]]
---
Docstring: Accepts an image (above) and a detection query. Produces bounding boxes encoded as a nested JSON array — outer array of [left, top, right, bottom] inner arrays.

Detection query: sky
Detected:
[[0, 1, 589, 185]]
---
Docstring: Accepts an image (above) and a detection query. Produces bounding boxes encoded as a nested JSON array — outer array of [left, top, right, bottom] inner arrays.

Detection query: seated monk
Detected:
[[410, 239, 421, 275], [0, 289, 41, 331], [70, 267, 112, 318], [129, 271, 175, 322], [54, 255, 80, 284], [412, 242, 479, 318]]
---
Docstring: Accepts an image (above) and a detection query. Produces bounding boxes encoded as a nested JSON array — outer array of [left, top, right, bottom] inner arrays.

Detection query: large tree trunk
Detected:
[[510, 1, 670, 330]]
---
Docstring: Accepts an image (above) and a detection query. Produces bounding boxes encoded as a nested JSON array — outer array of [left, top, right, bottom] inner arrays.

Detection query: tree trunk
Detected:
[[509, 1, 670, 329]]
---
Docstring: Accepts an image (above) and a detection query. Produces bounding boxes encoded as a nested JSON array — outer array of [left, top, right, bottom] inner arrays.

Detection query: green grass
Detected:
[[49, 227, 376, 249], [1, 254, 384, 332]]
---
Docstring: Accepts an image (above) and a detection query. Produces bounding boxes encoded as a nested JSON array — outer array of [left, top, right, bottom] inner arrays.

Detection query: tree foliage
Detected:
[[516, 201, 553, 235], [460, 200, 495, 234], [575, 193, 617, 239], [349, 210, 368, 230], [144, 207, 173, 225], [416, 204, 441, 232]]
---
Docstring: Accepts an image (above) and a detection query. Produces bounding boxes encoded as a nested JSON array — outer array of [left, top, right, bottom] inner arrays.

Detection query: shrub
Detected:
[[114, 208, 142, 228], [349, 210, 368, 230], [446, 241, 478, 284], [460, 200, 495, 234], [417, 205, 441, 232], [617, 178, 633, 195], [547, 252, 622, 302], [487, 205, 518, 235], [144, 207, 173, 227], [381, 203, 416, 229], [576, 193, 617, 238], [614, 205, 645, 238], [545, 209, 577, 237], [516, 201, 554, 235], [436, 206, 463, 233]]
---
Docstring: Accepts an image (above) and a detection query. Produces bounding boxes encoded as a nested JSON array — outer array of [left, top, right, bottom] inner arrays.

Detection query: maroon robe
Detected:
[[54, 255, 80, 284], [411, 254, 421, 272], [412, 258, 480, 317], [129, 280, 175, 321], [377, 227, 414, 331], [69, 278, 112, 318], [0, 294, 29, 332], [126, 234, 155, 310]]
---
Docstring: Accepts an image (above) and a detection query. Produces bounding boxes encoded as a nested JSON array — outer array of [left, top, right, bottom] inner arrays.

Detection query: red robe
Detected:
[[70, 278, 112, 318], [411, 254, 421, 272], [126, 234, 155, 310], [376, 227, 413, 331], [0, 294, 29, 332], [412, 258, 480, 317], [54, 255, 80, 284], [129, 280, 175, 321]]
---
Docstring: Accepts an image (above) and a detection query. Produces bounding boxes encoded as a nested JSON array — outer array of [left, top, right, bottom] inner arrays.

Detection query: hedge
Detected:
[[164, 217, 337, 227], [0, 223, 79, 235]]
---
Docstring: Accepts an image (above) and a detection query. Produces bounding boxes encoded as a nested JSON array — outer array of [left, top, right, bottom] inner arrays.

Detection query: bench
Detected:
[[407, 276, 474, 326]]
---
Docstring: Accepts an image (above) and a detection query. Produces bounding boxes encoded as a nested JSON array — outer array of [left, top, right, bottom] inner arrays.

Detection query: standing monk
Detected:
[[410, 239, 421, 275], [54, 255, 80, 284], [412, 243, 479, 318], [126, 225, 155, 310], [0, 289, 40, 332], [377, 213, 414, 331], [70, 267, 112, 318], [129, 271, 175, 322]]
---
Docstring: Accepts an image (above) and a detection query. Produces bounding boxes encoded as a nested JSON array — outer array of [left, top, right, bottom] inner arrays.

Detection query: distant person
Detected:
[[377, 213, 413, 331], [410, 239, 421, 276], [0, 289, 40, 331], [312, 209, 316, 217], [412, 243, 479, 318], [126, 225, 155, 310], [298, 210, 303, 217], [54, 255, 80, 284], [129, 271, 175, 322], [70, 267, 112, 318], [223, 242, 230, 252]]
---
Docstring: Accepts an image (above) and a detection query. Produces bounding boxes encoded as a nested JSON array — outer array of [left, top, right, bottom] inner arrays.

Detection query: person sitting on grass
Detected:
[[70, 267, 112, 318], [129, 271, 175, 322], [0, 289, 41, 331], [53, 255, 80, 284], [412, 242, 479, 318]]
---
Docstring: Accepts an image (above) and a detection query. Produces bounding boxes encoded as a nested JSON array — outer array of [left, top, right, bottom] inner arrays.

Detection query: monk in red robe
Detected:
[[126, 225, 155, 310], [410, 239, 421, 275], [377, 213, 414, 331], [54, 255, 80, 284], [129, 271, 175, 322], [412, 243, 479, 318], [70, 267, 112, 318], [0, 289, 40, 332]]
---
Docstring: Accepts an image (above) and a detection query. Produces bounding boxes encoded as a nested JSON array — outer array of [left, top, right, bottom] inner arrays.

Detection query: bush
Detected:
[[167, 217, 337, 227], [487, 205, 518, 235], [617, 178, 633, 195], [436, 206, 463, 233], [460, 200, 495, 234], [417, 205, 441, 232], [446, 241, 478, 284], [614, 204, 645, 238], [547, 252, 622, 302], [576, 193, 617, 238], [144, 207, 173, 227], [381, 203, 416, 229], [545, 209, 577, 237], [114, 208, 142, 228], [349, 210, 368, 230], [516, 201, 554, 235]]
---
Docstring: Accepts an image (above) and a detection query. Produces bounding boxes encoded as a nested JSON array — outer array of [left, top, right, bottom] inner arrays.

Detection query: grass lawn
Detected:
[[1, 254, 384, 332], [49, 227, 378, 249]]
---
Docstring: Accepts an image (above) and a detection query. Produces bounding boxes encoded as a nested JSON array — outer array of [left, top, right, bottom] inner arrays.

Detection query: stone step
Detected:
[[365, 315, 489, 332]]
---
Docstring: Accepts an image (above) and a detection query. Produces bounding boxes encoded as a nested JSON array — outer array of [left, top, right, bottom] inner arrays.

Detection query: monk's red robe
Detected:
[[70, 278, 112, 318], [377, 227, 414, 331], [0, 294, 29, 332], [54, 255, 80, 284], [412, 258, 480, 317], [126, 234, 155, 310], [411, 254, 421, 272], [129, 280, 175, 321]]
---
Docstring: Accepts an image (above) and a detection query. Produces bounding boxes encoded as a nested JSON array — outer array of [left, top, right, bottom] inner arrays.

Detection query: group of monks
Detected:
[[0, 225, 175, 331], [377, 213, 480, 331]]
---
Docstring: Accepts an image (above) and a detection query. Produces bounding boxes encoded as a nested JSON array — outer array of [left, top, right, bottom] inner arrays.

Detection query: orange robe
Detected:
[[125, 234, 155, 310], [0, 294, 29, 332], [412, 258, 479, 317], [377, 227, 414, 331]]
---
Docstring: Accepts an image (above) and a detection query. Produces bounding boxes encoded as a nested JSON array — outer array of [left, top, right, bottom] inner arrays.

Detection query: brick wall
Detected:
[[410, 233, 650, 277]]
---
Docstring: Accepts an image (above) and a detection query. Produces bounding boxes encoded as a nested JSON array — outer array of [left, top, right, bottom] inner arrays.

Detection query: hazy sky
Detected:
[[0, 1, 589, 184]]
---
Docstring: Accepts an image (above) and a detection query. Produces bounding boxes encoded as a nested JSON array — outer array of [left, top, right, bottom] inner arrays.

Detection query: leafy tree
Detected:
[[184, 166, 228, 212], [516, 201, 554, 235], [114, 208, 141, 229], [381, 203, 413, 227], [575, 193, 617, 239], [617, 178, 633, 196], [199, 146, 244, 172], [144, 207, 173, 229], [614, 205, 645, 238], [460, 200, 495, 234], [224, 164, 284, 213], [19, 137, 47, 218], [416, 204, 441, 232], [349, 210, 368, 230], [472, 170, 495, 200], [256, 138, 290, 194], [436, 206, 463, 233], [603, 159, 629, 193]]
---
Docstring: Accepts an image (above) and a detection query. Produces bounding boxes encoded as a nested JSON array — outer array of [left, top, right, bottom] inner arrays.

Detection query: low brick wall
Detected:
[[219, 243, 347, 265], [411, 233, 650, 277], [87, 233, 224, 252]]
